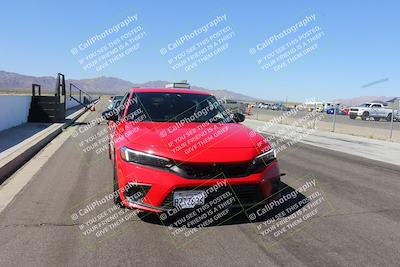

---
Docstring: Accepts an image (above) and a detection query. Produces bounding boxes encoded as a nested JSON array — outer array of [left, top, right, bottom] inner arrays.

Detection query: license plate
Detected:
[[173, 190, 205, 209]]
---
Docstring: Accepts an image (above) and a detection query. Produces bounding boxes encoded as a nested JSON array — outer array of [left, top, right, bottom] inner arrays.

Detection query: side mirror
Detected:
[[102, 109, 118, 122], [232, 113, 245, 123]]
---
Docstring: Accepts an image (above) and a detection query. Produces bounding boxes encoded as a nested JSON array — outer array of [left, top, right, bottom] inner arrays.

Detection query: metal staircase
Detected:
[[28, 74, 66, 123]]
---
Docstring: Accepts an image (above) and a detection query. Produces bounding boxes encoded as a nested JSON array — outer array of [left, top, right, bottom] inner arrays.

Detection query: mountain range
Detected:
[[0, 70, 395, 105], [0, 70, 257, 101]]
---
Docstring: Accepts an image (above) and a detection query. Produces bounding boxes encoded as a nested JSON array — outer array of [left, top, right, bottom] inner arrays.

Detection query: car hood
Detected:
[[117, 122, 269, 163]]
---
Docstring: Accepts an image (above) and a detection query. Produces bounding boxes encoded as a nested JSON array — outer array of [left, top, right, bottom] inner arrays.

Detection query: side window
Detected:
[[125, 94, 150, 122]]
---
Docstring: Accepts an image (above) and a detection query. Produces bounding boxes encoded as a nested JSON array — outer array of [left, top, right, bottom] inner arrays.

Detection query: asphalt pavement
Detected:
[[0, 101, 399, 266]]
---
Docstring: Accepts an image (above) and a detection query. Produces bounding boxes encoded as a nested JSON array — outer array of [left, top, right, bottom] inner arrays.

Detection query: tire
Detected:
[[349, 114, 356, 119], [361, 112, 369, 121], [386, 113, 392, 122], [113, 156, 124, 207], [373, 117, 380, 121]]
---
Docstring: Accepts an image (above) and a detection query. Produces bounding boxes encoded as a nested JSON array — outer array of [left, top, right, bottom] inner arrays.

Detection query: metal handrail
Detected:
[[69, 83, 94, 107]]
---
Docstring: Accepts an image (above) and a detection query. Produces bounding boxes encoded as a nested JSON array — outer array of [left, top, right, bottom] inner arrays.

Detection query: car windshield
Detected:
[[359, 103, 371, 107], [125, 92, 233, 123]]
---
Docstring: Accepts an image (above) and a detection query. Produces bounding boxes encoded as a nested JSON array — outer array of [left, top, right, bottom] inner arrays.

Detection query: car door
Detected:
[[370, 104, 381, 117]]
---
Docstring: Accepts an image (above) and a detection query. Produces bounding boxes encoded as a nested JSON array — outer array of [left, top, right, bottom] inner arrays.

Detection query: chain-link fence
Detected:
[[248, 99, 400, 142]]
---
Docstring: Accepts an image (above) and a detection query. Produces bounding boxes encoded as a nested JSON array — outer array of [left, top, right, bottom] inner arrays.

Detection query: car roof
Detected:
[[130, 88, 211, 96]]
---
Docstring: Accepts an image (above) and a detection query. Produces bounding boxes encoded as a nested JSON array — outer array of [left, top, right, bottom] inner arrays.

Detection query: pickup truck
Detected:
[[349, 102, 399, 121]]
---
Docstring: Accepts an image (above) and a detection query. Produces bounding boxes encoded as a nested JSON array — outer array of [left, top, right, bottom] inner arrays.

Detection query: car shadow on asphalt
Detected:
[[138, 182, 309, 228]]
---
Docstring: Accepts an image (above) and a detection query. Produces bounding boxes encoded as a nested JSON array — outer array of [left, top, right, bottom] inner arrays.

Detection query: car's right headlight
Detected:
[[120, 146, 174, 168]]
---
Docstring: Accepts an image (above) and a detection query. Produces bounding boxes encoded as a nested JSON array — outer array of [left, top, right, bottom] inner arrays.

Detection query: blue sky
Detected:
[[0, 0, 398, 101]]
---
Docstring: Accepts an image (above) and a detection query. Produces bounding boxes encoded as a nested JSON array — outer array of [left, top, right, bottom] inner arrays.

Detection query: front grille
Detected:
[[350, 108, 359, 112], [170, 161, 265, 179], [161, 184, 263, 209]]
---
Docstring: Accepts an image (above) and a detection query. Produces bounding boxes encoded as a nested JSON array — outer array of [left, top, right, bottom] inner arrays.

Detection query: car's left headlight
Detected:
[[120, 146, 174, 168], [252, 148, 276, 165]]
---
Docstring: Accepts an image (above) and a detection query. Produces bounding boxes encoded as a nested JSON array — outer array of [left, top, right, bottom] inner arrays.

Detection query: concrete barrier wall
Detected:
[[0, 96, 31, 132], [0, 95, 89, 132]]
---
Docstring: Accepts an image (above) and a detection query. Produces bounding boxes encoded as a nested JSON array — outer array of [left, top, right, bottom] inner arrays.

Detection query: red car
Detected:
[[103, 88, 281, 213]]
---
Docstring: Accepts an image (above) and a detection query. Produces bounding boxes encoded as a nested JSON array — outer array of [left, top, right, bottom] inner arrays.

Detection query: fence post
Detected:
[[390, 102, 395, 141], [256, 106, 259, 120], [332, 105, 337, 132], [313, 102, 317, 129]]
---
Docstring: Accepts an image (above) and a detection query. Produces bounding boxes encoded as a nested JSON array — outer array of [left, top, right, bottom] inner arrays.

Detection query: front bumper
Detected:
[[349, 110, 364, 116], [116, 159, 281, 213]]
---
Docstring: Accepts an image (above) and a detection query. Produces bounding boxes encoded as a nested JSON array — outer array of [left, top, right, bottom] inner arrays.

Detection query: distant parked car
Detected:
[[305, 102, 323, 112], [326, 107, 349, 115], [270, 103, 290, 111], [340, 108, 349, 116], [317, 106, 325, 112], [326, 108, 336, 114], [349, 102, 398, 121], [220, 99, 247, 114], [258, 103, 271, 109]]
